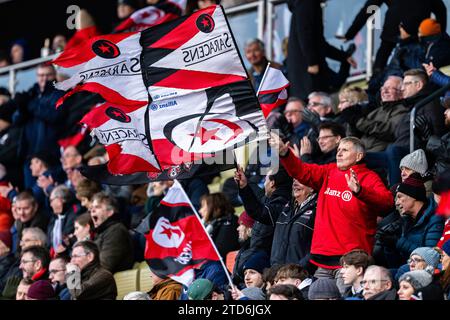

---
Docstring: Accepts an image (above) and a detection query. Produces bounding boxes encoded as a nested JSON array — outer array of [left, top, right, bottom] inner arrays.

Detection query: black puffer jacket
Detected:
[[427, 132, 450, 175], [270, 193, 317, 267], [206, 214, 240, 260], [238, 184, 292, 255]]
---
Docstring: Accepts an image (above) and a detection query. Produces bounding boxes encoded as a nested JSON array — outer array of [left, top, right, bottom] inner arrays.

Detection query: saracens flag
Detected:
[[257, 66, 289, 117], [52, 32, 148, 108], [80, 101, 160, 174], [114, 0, 187, 33], [144, 180, 221, 286], [140, 5, 268, 170]]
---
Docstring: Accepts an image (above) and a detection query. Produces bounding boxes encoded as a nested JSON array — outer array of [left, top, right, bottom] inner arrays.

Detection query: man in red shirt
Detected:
[[269, 134, 393, 291]]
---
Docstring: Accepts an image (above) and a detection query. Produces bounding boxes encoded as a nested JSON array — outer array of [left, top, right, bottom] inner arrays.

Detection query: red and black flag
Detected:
[[53, 32, 148, 108], [257, 66, 289, 117], [144, 180, 221, 286], [114, 0, 187, 33], [140, 5, 268, 170]]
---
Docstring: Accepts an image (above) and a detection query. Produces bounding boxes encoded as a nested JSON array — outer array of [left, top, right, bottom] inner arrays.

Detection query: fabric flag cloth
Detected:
[[57, 5, 268, 183], [114, 0, 187, 33], [52, 32, 148, 108], [80, 101, 160, 174], [257, 66, 289, 117], [140, 5, 268, 170], [144, 180, 221, 286]]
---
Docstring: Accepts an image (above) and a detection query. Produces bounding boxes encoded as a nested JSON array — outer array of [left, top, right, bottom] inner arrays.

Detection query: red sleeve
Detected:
[[280, 149, 329, 192], [356, 172, 394, 215]]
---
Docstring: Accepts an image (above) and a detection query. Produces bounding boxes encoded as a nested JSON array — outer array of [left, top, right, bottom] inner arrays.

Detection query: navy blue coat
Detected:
[[396, 200, 444, 260], [12, 82, 65, 158]]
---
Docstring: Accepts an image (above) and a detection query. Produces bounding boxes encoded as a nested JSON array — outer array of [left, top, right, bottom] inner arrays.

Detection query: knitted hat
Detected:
[[27, 280, 56, 300], [399, 270, 432, 291], [242, 251, 271, 274], [442, 240, 450, 257], [400, 20, 418, 37], [410, 247, 440, 270], [187, 279, 214, 300], [0, 231, 11, 249], [238, 211, 255, 228], [399, 149, 428, 175], [396, 176, 427, 202], [307, 278, 341, 300], [419, 19, 442, 37], [241, 287, 266, 300]]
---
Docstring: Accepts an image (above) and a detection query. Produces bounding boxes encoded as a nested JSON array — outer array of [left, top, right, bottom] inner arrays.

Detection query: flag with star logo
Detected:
[[114, 0, 187, 33], [144, 180, 221, 286], [52, 32, 148, 108], [140, 5, 268, 170], [257, 66, 289, 117]]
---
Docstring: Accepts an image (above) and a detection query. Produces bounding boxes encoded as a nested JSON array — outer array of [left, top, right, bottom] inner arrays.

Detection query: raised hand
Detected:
[[422, 62, 436, 77], [268, 132, 290, 156], [300, 136, 312, 156], [345, 168, 361, 194], [234, 165, 248, 189]]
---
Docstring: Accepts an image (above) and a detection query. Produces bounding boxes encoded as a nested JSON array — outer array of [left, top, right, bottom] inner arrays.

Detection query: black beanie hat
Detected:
[[397, 176, 427, 202]]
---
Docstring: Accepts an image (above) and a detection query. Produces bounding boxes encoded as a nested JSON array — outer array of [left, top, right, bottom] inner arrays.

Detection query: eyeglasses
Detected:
[[49, 269, 66, 274], [407, 258, 425, 264], [317, 135, 336, 142], [20, 259, 36, 264], [360, 279, 389, 286], [71, 253, 88, 259]]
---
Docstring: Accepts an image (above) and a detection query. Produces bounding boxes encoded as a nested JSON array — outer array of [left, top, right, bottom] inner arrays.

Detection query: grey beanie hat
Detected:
[[308, 278, 341, 300], [399, 270, 432, 291], [410, 247, 440, 271], [399, 149, 428, 175], [241, 287, 266, 300]]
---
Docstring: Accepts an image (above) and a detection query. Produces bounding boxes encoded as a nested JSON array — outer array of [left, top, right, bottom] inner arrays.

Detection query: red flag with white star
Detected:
[[144, 180, 221, 286]]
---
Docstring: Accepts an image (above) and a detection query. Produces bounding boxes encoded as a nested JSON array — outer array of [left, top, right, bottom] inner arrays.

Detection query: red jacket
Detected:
[[281, 150, 393, 264], [0, 196, 12, 233]]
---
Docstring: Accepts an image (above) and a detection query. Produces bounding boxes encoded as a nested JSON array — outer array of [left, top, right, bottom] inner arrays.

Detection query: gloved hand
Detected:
[[302, 108, 321, 128], [414, 114, 432, 141], [1, 276, 21, 299]]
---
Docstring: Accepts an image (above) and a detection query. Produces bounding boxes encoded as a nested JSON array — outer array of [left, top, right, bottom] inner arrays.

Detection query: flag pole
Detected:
[[174, 179, 235, 289], [256, 62, 271, 96]]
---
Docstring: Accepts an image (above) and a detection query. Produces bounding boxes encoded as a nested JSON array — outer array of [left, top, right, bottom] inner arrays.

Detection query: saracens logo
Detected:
[[196, 14, 215, 33], [92, 40, 121, 59], [152, 217, 185, 248], [105, 107, 131, 123]]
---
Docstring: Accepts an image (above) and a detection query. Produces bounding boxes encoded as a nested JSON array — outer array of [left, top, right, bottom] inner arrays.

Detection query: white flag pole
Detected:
[[255, 62, 271, 96], [174, 179, 235, 288]]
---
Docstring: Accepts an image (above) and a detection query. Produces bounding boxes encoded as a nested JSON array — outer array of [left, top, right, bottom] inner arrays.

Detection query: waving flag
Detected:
[[60, 5, 268, 182], [52, 32, 148, 108], [140, 5, 268, 170], [114, 0, 187, 33], [144, 180, 221, 286], [257, 66, 289, 117], [80, 101, 160, 174]]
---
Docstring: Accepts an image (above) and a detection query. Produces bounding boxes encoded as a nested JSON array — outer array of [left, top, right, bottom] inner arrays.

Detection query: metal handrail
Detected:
[[0, 53, 57, 96], [409, 82, 450, 152]]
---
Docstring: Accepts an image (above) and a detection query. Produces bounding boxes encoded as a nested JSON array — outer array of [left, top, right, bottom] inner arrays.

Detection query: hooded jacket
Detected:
[[281, 150, 393, 268]]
